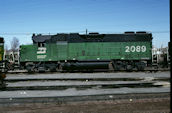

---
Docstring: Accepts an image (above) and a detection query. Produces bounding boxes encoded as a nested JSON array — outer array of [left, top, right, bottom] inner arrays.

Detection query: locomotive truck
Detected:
[[19, 31, 153, 72], [0, 37, 6, 89]]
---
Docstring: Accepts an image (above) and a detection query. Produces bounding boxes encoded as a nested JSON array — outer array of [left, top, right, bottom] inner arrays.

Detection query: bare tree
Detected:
[[11, 37, 19, 51], [4, 44, 8, 51]]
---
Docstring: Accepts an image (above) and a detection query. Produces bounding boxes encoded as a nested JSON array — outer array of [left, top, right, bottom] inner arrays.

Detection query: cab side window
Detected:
[[38, 43, 45, 47]]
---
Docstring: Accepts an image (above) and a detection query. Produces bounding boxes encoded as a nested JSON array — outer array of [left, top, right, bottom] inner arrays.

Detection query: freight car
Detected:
[[0, 37, 6, 89], [19, 31, 153, 72]]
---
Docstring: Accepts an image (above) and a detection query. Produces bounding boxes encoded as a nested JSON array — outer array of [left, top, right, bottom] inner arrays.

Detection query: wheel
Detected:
[[26, 64, 35, 73], [136, 62, 146, 71], [56, 64, 63, 72], [0, 74, 6, 90], [113, 61, 123, 71], [108, 62, 114, 72], [126, 64, 133, 71]]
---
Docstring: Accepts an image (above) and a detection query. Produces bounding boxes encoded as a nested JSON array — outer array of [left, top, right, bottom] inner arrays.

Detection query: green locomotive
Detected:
[[20, 31, 152, 72], [0, 37, 6, 89], [0, 38, 4, 62]]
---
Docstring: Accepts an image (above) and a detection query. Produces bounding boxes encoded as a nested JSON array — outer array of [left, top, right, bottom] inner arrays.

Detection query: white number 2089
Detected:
[[125, 46, 146, 52]]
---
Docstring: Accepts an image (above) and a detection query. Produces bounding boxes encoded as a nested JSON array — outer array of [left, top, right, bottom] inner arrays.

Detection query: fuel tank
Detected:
[[62, 61, 110, 70]]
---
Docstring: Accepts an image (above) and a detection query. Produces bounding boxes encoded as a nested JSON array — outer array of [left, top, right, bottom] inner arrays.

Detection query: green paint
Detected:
[[20, 41, 152, 62], [0, 44, 4, 61]]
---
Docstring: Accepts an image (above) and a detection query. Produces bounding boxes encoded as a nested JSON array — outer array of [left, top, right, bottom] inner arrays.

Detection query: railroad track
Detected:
[[4, 74, 170, 91], [2, 72, 170, 91], [5, 81, 164, 91], [6, 67, 170, 74], [0, 72, 170, 104]]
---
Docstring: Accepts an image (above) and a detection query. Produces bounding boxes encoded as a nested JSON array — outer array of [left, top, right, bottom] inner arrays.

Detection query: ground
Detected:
[[0, 97, 170, 113], [0, 71, 170, 113]]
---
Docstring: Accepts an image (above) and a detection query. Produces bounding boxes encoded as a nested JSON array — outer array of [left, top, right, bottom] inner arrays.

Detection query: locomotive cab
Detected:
[[0, 37, 6, 89]]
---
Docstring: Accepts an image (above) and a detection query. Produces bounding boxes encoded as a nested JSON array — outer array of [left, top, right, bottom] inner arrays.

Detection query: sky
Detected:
[[0, 0, 170, 48]]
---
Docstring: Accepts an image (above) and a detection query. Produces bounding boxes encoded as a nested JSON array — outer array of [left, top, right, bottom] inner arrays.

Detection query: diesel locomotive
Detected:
[[19, 31, 153, 72], [0, 37, 6, 88]]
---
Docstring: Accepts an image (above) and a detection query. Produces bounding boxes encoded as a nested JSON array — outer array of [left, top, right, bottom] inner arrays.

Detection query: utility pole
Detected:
[[86, 29, 88, 35]]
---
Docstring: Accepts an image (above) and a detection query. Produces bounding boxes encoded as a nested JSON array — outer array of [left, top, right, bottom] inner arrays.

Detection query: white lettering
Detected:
[[136, 46, 141, 52], [125, 45, 146, 52], [37, 55, 47, 59], [125, 46, 130, 52], [37, 47, 47, 54], [130, 46, 135, 52], [141, 46, 146, 52]]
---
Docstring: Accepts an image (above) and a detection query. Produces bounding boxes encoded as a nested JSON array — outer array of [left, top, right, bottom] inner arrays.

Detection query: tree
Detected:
[[11, 37, 19, 51], [4, 44, 8, 51]]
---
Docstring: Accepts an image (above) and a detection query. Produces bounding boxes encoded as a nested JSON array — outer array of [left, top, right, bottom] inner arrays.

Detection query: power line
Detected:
[[151, 31, 170, 33], [0, 30, 169, 35]]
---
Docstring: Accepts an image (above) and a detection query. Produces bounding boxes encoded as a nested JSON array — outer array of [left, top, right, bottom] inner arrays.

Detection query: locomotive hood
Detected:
[[32, 34, 52, 43], [31, 32, 153, 44], [0, 37, 4, 43]]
